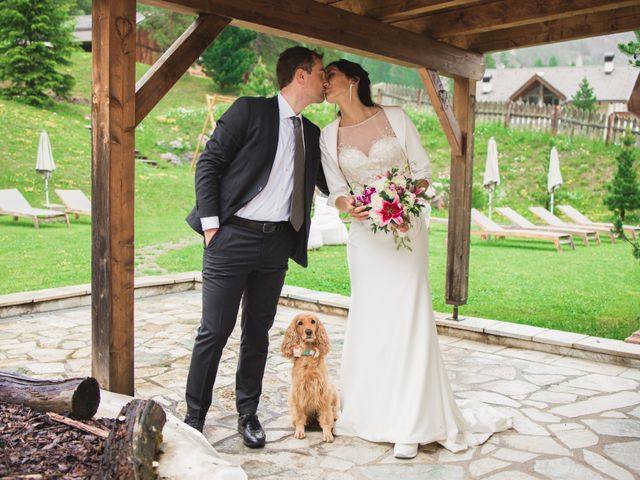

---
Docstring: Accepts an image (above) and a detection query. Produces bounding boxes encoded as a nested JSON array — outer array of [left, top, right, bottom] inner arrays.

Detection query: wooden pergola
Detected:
[[92, 0, 640, 394]]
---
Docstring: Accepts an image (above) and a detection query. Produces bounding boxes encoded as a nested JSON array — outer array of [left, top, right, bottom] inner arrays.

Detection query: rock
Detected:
[[160, 152, 183, 166]]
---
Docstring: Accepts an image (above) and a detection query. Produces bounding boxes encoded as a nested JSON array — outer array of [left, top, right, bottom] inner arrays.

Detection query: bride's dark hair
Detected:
[[326, 59, 375, 107]]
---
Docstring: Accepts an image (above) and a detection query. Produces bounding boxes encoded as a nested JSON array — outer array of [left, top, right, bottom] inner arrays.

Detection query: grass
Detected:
[[0, 51, 639, 340], [157, 224, 640, 340]]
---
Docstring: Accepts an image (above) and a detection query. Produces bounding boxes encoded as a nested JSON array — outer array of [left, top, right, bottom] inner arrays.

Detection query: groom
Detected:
[[184, 46, 329, 448]]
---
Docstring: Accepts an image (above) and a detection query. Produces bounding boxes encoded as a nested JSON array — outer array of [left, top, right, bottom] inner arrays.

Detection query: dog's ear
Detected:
[[315, 318, 331, 357], [281, 317, 300, 358]]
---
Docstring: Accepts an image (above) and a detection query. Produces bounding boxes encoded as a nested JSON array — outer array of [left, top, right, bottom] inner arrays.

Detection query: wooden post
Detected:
[[606, 112, 616, 144], [551, 105, 560, 135], [446, 77, 476, 306], [504, 101, 512, 128], [91, 0, 137, 395]]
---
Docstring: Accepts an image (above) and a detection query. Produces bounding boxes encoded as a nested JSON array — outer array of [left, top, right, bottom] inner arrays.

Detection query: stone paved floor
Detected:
[[1, 290, 640, 480]]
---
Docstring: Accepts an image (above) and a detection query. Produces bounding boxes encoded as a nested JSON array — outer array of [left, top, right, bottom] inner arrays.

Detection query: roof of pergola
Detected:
[[141, 0, 640, 80]]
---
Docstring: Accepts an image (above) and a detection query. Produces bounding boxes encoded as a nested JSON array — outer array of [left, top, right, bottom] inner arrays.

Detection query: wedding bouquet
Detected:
[[354, 168, 430, 251]]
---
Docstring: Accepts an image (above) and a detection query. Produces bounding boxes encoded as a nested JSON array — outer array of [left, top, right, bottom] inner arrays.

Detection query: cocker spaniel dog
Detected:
[[281, 312, 340, 442]]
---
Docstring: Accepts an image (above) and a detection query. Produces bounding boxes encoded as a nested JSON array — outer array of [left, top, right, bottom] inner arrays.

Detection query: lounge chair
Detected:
[[471, 208, 574, 253], [529, 206, 616, 242], [557, 205, 639, 240], [0, 188, 69, 228], [495, 207, 600, 246], [55, 189, 91, 219]]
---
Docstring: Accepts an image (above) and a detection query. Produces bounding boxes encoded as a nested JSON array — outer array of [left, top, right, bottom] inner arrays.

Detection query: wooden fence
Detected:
[[372, 84, 639, 144], [476, 101, 640, 144]]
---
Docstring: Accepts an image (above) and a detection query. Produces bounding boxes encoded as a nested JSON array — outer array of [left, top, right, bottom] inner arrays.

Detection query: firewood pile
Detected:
[[0, 372, 166, 480]]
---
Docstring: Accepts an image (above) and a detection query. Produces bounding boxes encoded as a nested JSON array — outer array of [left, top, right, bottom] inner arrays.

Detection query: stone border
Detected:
[[0, 272, 201, 319], [1, 273, 638, 368], [279, 284, 640, 369]]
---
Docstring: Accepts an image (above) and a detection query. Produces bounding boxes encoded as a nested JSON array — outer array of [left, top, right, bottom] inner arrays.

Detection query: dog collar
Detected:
[[301, 349, 316, 357]]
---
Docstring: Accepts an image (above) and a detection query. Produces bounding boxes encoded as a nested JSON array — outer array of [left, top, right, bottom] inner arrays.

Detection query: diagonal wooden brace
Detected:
[[418, 68, 463, 156]]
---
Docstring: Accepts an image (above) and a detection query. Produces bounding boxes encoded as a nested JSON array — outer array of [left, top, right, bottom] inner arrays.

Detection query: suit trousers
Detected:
[[185, 222, 294, 418]]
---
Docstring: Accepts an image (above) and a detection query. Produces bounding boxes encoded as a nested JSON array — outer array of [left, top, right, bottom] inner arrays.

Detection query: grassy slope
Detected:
[[0, 51, 638, 339]]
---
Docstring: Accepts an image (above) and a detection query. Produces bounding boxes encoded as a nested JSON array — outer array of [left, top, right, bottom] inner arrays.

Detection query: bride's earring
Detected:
[[349, 83, 353, 104]]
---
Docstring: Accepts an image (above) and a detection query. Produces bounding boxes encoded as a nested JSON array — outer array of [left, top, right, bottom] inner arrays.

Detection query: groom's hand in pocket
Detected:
[[204, 228, 219, 247]]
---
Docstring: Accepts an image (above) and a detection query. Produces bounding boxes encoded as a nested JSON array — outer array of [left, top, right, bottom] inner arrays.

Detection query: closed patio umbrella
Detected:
[[547, 146, 563, 214], [483, 137, 500, 220], [35, 129, 56, 206]]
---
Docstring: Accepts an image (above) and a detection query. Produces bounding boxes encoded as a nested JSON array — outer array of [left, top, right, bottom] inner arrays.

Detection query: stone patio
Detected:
[[1, 289, 639, 479]]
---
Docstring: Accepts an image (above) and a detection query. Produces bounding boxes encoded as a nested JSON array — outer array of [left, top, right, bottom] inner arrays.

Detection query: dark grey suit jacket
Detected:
[[186, 95, 329, 267]]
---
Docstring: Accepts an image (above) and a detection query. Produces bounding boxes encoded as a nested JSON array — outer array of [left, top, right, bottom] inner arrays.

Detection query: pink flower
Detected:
[[355, 186, 376, 206], [372, 194, 404, 227]]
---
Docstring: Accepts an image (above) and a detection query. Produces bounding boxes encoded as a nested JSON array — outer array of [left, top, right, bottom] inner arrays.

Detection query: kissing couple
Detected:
[[185, 46, 511, 459]]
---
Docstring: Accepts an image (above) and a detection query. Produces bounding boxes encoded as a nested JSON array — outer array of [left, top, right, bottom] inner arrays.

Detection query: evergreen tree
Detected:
[[548, 55, 559, 67], [484, 53, 496, 69], [70, 0, 91, 15], [241, 56, 277, 97], [571, 77, 597, 112], [618, 31, 640, 68], [201, 26, 257, 92], [138, 5, 194, 50], [0, 0, 76, 107], [604, 131, 640, 221], [533, 58, 544, 67]]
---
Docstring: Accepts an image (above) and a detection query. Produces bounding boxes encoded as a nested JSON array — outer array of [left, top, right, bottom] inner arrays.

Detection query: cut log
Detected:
[[0, 372, 100, 419], [98, 399, 166, 480]]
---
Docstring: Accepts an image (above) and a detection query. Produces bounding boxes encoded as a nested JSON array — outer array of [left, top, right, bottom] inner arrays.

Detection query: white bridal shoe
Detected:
[[393, 443, 418, 459]]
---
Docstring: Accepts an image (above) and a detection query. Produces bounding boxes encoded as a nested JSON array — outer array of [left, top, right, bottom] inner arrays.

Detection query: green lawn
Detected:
[[156, 224, 640, 340], [0, 51, 638, 340]]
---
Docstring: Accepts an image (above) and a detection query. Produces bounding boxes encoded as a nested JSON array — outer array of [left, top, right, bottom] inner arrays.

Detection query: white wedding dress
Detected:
[[331, 110, 511, 451]]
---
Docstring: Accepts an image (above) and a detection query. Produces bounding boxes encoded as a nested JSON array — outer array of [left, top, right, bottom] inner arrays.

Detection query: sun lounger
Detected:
[[495, 207, 600, 246], [529, 206, 616, 242], [557, 205, 638, 240], [55, 189, 91, 219], [0, 189, 69, 228], [471, 208, 574, 253]]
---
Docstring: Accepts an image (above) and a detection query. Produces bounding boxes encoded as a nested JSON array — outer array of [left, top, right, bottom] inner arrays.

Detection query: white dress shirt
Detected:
[[200, 93, 302, 230]]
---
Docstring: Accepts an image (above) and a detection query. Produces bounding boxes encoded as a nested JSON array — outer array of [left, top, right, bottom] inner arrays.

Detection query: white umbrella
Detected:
[[35, 129, 56, 206], [547, 146, 563, 214], [482, 137, 500, 220]]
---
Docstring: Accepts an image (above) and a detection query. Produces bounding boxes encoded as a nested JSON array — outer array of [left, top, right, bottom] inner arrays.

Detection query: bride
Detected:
[[320, 60, 512, 459]]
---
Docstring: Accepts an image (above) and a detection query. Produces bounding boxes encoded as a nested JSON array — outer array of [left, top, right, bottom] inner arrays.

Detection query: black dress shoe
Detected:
[[184, 414, 205, 433], [238, 413, 266, 448]]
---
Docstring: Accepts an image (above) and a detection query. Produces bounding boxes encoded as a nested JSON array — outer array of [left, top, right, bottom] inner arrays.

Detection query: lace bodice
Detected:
[[337, 109, 409, 189]]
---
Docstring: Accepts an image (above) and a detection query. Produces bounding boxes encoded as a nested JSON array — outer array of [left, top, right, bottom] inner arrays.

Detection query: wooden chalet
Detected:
[[91, 0, 640, 394]]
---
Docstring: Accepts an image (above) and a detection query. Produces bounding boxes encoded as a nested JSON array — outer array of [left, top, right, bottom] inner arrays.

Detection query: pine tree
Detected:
[[201, 26, 257, 92], [548, 55, 559, 67], [0, 0, 76, 107], [241, 56, 277, 97], [571, 77, 597, 112], [604, 131, 640, 221], [484, 54, 496, 69], [618, 31, 640, 68]]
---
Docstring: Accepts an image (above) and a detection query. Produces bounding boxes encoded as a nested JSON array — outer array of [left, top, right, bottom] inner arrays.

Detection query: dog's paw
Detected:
[[322, 430, 335, 443], [294, 428, 306, 439]]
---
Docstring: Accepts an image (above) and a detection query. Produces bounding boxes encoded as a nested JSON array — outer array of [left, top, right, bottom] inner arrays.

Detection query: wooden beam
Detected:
[[395, 0, 638, 38], [139, 0, 485, 80], [135, 14, 229, 126], [445, 76, 475, 306], [91, 0, 136, 395], [418, 68, 462, 156], [330, 0, 483, 23], [446, 5, 640, 52]]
